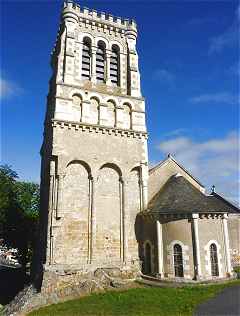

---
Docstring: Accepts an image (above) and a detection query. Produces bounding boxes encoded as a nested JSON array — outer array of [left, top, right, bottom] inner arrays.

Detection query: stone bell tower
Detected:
[[38, 0, 148, 278]]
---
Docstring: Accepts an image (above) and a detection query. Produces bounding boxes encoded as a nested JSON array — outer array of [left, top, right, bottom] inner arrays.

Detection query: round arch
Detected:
[[71, 91, 83, 100], [95, 36, 109, 50], [99, 162, 122, 178], [66, 159, 92, 177], [109, 40, 125, 53], [79, 33, 94, 44]]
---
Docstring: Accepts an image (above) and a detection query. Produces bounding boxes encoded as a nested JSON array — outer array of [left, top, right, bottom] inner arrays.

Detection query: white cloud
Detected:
[[162, 128, 187, 138], [153, 69, 175, 85], [157, 131, 240, 204], [0, 77, 23, 100], [208, 5, 239, 55], [189, 92, 238, 105]]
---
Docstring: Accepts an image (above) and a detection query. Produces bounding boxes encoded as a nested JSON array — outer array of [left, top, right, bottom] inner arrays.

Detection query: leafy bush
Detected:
[[0, 165, 40, 265], [233, 266, 240, 273]]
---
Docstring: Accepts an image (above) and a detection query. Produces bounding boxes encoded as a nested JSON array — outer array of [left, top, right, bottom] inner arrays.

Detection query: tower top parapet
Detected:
[[62, 0, 137, 31]]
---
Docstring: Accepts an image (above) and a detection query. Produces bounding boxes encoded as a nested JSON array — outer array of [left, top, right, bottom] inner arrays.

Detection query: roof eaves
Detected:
[[209, 192, 240, 213], [149, 156, 170, 174]]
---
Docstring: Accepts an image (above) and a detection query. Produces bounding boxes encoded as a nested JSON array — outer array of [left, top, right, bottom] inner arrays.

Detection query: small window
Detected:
[[173, 244, 184, 277], [122, 103, 131, 129], [110, 45, 120, 86], [82, 38, 91, 80], [96, 41, 106, 83], [72, 94, 82, 121], [210, 243, 219, 277]]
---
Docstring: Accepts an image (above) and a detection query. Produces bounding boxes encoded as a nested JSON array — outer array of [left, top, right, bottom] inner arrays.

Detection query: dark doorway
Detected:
[[210, 243, 219, 277], [174, 244, 184, 277]]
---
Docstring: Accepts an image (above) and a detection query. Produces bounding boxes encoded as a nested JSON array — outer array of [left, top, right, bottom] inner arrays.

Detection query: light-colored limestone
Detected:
[[39, 1, 147, 277], [36, 1, 238, 291]]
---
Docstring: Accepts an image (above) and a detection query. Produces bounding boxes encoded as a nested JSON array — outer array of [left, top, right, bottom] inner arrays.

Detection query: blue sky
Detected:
[[1, 0, 239, 203]]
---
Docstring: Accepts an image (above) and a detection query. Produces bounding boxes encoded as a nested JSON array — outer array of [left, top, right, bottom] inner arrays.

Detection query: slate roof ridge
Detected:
[[209, 192, 240, 213], [149, 154, 205, 188]]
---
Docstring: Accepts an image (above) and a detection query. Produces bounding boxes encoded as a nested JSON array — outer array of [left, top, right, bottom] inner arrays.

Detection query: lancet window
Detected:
[[110, 45, 120, 86], [173, 244, 184, 277], [96, 41, 106, 83], [82, 37, 91, 80], [210, 243, 219, 277]]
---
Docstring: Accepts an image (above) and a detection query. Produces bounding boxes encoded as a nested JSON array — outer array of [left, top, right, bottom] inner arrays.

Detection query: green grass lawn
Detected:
[[29, 280, 240, 316]]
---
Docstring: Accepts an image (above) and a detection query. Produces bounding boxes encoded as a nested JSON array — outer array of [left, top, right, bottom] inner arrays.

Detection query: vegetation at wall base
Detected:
[[28, 280, 240, 316], [233, 266, 240, 273]]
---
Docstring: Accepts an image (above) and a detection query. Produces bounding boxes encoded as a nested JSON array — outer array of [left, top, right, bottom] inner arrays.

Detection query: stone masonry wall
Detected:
[[45, 123, 148, 269]]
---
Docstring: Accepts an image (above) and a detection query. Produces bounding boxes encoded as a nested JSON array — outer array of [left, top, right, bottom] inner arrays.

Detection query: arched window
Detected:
[[106, 100, 116, 127], [72, 94, 82, 121], [210, 243, 219, 277], [173, 244, 184, 277], [110, 45, 120, 86], [96, 41, 106, 83], [144, 242, 152, 275], [89, 97, 99, 125], [122, 103, 131, 129], [82, 37, 91, 80]]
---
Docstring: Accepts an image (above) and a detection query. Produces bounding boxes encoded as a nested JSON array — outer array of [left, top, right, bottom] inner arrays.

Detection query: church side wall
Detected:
[[134, 215, 157, 275], [198, 218, 227, 278], [162, 219, 194, 279], [228, 214, 240, 267]]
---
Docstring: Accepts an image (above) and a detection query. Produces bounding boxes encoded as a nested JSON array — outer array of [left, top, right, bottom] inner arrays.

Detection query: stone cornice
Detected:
[[140, 211, 225, 221], [55, 82, 145, 102], [52, 119, 148, 139]]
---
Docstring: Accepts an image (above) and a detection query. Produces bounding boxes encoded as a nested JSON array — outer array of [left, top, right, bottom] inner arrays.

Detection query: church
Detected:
[[35, 0, 240, 289]]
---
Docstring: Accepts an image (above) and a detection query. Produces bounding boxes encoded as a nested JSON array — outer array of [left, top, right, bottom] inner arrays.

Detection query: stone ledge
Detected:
[[52, 119, 148, 139]]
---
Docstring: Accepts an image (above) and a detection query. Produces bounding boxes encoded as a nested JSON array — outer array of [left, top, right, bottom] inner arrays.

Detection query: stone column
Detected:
[[140, 161, 148, 210], [142, 180, 148, 210], [223, 213, 232, 275], [106, 52, 112, 85], [192, 213, 202, 279], [120, 177, 128, 263], [91, 47, 97, 83], [47, 174, 54, 265], [90, 177, 96, 263], [76, 42, 83, 81], [156, 220, 164, 277], [56, 174, 64, 219], [119, 53, 125, 91]]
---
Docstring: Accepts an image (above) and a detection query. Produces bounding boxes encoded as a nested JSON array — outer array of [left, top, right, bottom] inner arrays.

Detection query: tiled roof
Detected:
[[148, 174, 239, 214]]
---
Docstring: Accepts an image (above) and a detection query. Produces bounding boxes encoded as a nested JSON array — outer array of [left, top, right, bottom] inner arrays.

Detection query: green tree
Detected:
[[15, 181, 40, 263], [0, 165, 22, 239], [0, 165, 40, 265], [15, 181, 40, 216]]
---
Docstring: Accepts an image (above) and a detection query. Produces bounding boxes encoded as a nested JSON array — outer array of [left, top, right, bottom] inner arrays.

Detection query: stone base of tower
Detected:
[[4, 261, 141, 316], [40, 260, 141, 294]]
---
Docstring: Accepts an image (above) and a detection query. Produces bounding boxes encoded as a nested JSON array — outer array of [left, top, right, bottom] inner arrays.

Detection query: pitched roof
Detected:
[[149, 154, 205, 189], [148, 174, 239, 214]]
